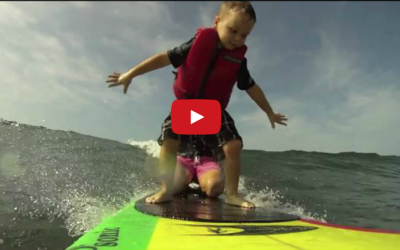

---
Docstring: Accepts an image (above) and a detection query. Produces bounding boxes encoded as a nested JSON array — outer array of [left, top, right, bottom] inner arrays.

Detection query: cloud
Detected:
[[236, 23, 400, 156], [237, 73, 400, 156], [69, 1, 92, 9], [311, 30, 362, 90], [199, 2, 218, 27], [0, 2, 35, 27], [0, 1, 183, 138], [0, 2, 184, 110]]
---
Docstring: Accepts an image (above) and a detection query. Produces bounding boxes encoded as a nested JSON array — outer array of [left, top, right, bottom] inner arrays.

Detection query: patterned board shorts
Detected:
[[177, 155, 223, 181], [157, 109, 243, 157]]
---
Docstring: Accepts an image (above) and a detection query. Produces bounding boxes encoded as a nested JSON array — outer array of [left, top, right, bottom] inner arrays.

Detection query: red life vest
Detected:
[[172, 27, 247, 109]]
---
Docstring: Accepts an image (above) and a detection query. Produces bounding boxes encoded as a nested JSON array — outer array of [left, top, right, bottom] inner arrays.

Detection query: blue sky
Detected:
[[1, 2, 399, 156]]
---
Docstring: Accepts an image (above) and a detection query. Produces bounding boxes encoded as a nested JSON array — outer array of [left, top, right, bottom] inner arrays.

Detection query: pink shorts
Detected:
[[177, 156, 222, 182]]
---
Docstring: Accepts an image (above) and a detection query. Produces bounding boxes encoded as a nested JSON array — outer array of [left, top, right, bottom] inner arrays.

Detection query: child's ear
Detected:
[[213, 16, 220, 28]]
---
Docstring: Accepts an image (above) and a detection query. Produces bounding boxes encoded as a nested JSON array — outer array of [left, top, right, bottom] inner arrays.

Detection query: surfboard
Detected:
[[66, 191, 400, 250]]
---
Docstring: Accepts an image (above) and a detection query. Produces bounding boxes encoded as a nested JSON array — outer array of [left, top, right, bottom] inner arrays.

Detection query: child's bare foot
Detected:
[[225, 194, 255, 209], [145, 190, 173, 204]]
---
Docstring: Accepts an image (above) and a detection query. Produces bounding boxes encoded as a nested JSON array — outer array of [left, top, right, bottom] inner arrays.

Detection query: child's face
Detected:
[[213, 10, 255, 50]]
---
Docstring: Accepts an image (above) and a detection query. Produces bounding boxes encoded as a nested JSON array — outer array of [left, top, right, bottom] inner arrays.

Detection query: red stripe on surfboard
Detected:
[[300, 218, 400, 234]]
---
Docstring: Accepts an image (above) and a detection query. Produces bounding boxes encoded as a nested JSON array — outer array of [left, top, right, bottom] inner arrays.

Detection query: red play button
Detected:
[[171, 100, 221, 135]]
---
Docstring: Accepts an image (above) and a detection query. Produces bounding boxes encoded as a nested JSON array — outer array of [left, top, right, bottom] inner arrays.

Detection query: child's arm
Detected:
[[107, 51, 171, 94], [246, 83, 288, 129]]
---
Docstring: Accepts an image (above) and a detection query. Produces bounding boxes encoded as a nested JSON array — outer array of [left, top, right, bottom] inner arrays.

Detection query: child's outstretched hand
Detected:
[[106, 71, 132, 94], [268, 113, 288, 129]]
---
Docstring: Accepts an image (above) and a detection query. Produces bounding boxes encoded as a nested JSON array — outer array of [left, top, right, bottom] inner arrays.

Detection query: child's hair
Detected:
[[219, 1, 257, 23]]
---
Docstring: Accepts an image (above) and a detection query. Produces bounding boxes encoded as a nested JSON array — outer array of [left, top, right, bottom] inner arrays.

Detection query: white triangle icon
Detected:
[[191, 110, 204, 124]]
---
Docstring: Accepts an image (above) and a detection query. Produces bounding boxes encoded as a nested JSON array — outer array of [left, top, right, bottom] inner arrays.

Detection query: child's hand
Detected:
[[268, 113, 288, 129], [106, 71, 132, 94]]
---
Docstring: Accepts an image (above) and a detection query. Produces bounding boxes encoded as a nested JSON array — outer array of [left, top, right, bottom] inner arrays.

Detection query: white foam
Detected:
[[127, 139, 160, 158], [237, 177, 328, 222], [59, 173, 157, 237]]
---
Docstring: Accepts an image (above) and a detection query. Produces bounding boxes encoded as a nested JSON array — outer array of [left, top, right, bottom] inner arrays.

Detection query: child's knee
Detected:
[[203, 181, 224, 198]]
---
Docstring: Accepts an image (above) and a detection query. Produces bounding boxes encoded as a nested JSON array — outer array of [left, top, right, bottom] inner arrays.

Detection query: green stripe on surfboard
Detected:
[[66, 202, 158, 250]]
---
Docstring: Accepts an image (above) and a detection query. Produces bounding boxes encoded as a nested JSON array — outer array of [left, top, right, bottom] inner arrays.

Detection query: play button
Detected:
[[191, 110, 204, 124], [171, 99, 221, 135]]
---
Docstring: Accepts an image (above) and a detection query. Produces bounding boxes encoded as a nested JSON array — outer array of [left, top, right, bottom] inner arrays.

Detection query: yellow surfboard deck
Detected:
[[67, 193, 400, 250], [149, 218, 400, 250]]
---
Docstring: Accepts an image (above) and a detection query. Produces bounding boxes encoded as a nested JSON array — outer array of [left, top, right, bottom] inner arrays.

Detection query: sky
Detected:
[[1, 1, 400, 156]]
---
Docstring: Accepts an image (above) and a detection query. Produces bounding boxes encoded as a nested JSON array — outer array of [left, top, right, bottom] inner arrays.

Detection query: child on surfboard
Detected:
[[107, 1, 288, 209]]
